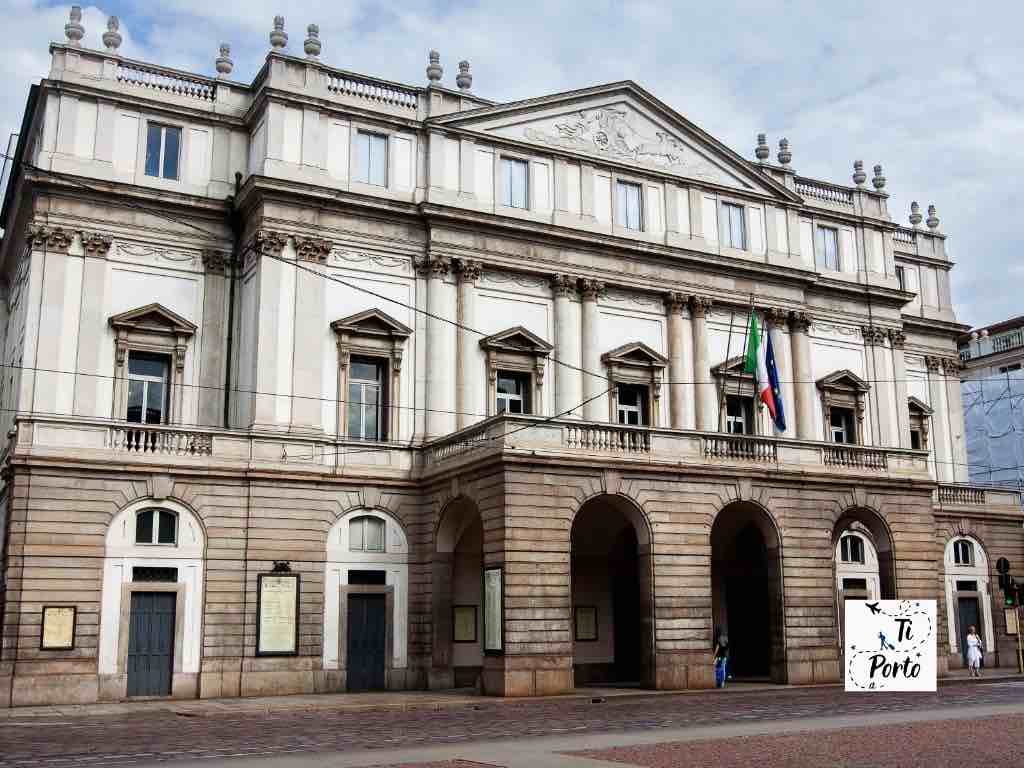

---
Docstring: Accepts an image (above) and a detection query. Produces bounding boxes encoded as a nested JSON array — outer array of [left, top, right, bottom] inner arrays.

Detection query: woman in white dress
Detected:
[[965, 625, 984, 677]]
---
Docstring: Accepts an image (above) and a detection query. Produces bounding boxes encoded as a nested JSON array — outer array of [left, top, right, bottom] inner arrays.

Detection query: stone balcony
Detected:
[[10, 416, 1021, 514]]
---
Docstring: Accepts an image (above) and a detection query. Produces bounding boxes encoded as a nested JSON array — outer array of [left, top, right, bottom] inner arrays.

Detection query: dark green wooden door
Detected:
[[346, 594, 386, 691], [126, 592, 175, 697]]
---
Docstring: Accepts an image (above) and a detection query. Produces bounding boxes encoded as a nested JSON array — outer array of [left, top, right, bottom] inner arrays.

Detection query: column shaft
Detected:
[[890, 331, 911, 449], [580, 280, 606, 422], [790, 312, 816, 440], [944, 358, 968, 482], [665, 293, 687, 429], [425, 256, 456, 438], [691, 297, 715, 431], [927, 356, 953, 482], [552, 275, 582, 417], [456, 260, 482, 429]]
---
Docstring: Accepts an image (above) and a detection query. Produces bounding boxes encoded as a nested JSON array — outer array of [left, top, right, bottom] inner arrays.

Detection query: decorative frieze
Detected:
[[295, 237, 331, 264]]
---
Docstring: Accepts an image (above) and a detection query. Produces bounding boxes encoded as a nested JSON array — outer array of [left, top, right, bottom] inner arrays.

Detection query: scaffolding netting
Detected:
[[962, 373, 1024, 490]]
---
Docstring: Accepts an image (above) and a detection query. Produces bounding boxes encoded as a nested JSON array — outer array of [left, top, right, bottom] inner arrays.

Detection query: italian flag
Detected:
[[743, 312, 787, 432]]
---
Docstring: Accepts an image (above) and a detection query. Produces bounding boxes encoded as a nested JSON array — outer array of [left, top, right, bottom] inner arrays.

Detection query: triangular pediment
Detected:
[[109, 303, 196, 335], [908, 395, 933, 415], [712, 355, 752, 376], [817, 369, 870, 392], [480, 326, 553, 353], [432, 82, 798, 200], [602, 341, 668, 367], [331, 308, 412, 338]]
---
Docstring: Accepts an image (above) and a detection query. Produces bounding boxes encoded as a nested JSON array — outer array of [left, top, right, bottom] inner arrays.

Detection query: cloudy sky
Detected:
[[2, 0, 1021, 328]]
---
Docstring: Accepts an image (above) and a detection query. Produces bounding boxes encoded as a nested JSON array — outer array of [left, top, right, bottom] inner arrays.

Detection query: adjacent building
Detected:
[[0, 8, 1020, 707]]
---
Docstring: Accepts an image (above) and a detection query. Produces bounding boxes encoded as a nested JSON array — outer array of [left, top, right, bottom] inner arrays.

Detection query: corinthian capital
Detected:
[[664, 291, 689, 315], [888, 328, 906, 350], [578, 278, 606, 302], [788, 311, 812, 333], [689, 295, 713, 318], [860, 325, 888, 347], [416, 255, 451, 278], [456, 259, 482, 283], [202, 249, 232, 275], [80, 231, 112, 258], [550, 273, 577, 298], [295, 237, 331, 264], [925, 355, 943, 373], [254, 230, 288, 258], [26, 224, 73, 253]]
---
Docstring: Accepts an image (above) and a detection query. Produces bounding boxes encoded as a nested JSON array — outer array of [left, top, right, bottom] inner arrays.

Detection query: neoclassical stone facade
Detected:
[[0, 10, 1019, 707]]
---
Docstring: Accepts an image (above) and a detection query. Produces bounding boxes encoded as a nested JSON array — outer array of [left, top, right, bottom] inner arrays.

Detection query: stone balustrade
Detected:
[[325, 70, 419, 113], [822, 444, 888, 470], [795, 177, 855, 207], [112, 424, 213, 456], [703, 434, 778, 462], [115, 60, 218, 102]]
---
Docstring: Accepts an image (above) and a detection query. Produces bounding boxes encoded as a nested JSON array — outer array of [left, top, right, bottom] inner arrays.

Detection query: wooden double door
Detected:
[[126, 592, 175, 697], [346, 594, 387, 691]]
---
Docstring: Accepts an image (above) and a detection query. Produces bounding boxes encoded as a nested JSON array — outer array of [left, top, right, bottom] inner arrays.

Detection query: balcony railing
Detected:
[[893, 228, 916, 245], [115, 61, 217, 102], [111, 424, 213, 456], [565, 424, 650, 453], [822, 444, 888, 471], [703, 434, 777, 462], [795, 178, 855, 207], [938, 485, 986, 505], [325, 71, 419, 113]]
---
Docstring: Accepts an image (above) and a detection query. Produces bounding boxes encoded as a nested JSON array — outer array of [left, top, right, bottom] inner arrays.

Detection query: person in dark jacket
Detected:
[[713, 629, 729, 688]]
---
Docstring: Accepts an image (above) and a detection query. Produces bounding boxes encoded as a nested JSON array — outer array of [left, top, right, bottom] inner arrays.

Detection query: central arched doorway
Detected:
[[570, 494, 653, 688], [711, 502, 785, 682]]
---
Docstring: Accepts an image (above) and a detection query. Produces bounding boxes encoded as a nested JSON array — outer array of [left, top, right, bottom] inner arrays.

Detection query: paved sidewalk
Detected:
[[0, 670, 1018, 721]]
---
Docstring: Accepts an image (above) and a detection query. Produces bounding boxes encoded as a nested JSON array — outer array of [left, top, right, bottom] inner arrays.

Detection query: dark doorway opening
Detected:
[[611, 525, 641, 682], [957, 596, 981, 667], [126, 591, 175, 697], [347, 593, 387, 691]]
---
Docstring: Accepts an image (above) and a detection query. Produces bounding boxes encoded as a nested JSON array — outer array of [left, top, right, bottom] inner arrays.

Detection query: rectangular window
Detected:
[[815, 226, 840, 270], [127, 352, 170, 424], [953, 539, 974, 566], [842, 578, 868, 591], [347, 357, 386, 440], [895, 264, 906, 292], [829, 407, 855, 444], [910, 429, 922, 450], [725, 395, 753, 435], [501, 157, 528, 208], [348, 570, 387, 585], [496, 371, 530, 415], [615, 181, 643, 231], [841, 535, 865, 564], [355, 131, 388, 186], [722, 203, 747, 249], [955, 580, 978, 592], [144, 124, 181, 180], [616, 383, 649, 426]]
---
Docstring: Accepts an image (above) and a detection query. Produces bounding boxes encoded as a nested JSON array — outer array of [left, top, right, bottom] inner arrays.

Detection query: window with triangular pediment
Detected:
[[479, 327, 553, 417]]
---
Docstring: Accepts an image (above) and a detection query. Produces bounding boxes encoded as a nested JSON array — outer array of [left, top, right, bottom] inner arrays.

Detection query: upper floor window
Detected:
[[815, 225, 840, 270], [496, 371, 530, 415], [722, 203, 747, 249], [127, 352, 170, 425], [829, 407, 855, 444], [350, 515, 385, 552], [356, 131, 388, 187], [135, 508, 177, 546], [347, 357, 386, 441], [725, 395, 753, 435], [895, 265, 906, 292], [616, 181, 643, 231], [501, 157, 529, 209], [953, 538, 974, 566], [145, 124, 181, 180], [999, 363, 1022, 374], [616, 383, 648, 426], [840, 534, 865, 564]]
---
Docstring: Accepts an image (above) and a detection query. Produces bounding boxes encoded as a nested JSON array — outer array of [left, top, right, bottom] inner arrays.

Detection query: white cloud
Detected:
[[4, 0, 1021, 328]]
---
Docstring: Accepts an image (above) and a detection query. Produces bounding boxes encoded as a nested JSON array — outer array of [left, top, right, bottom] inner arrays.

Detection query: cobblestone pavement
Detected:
[[569, 713, 1024, 767], [0, 681, 1021, 767]]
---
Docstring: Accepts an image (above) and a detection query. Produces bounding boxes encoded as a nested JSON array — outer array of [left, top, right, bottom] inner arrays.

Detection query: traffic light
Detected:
[[1005, 576, 1019, 607]]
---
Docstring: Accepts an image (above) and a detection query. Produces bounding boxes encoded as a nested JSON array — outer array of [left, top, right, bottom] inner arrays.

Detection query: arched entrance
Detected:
[[711, 502, 785, 682], [433, 496, 484, 689], [570, 494, 653, 687], [832, 509, 895, 649], [943, 535, 994, 669]]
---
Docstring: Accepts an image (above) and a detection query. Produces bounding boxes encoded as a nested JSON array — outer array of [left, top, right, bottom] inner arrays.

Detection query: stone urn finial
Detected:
[[216, 43, 233, 77], [926, 204, 940, 230], [777, 137, 792, 166], [426, 49, 443, 84], [102, 16, 122, 52], [270, 15, 288, 49], [304, 24, 321, 59], [852, 160, 866, 187], [872, 163, 886, 191], [755, 133, 770, 161], [456, 60, 472, 92], [65, 5, 85, 47], [909, 201, 923, 228]]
